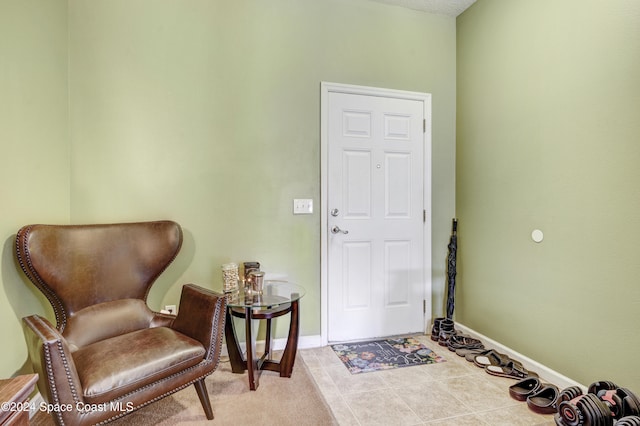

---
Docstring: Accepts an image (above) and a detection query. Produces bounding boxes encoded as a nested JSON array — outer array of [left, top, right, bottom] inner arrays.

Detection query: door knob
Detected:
[[331, 226, 349, 235]]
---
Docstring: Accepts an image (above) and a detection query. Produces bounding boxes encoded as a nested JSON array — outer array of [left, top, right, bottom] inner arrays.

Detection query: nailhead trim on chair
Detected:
[[42, 343, 64, 426], [205, 292, 226, 363], [30, 315, 81, 426], [98, 364, 213, 425], [16, 226, 68, 331]]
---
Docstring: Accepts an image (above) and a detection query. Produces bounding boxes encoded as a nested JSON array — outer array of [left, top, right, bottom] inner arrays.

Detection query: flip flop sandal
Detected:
[[447, 335, 484, 351], [527, 384, 560, 414], [449, 343, 482, 352], [465, 348, 505, 363], [438, 329, 456, 346], [509, 377, 543, 401], [485, 361, 537, 380], [473, 349, 514, 368], [456, 347, 486, 358], [448, 334, 480, 345]]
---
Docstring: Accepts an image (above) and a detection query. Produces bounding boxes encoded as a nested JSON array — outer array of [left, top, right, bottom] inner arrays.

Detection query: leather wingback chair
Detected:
[[15, 221, 227, 425]]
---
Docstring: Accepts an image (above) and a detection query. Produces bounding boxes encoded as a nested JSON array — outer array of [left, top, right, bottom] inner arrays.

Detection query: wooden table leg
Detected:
[[245, 307, 261, 390], [224, 307, 246, 374], [278, 299, 299, 377], [226, 298, 300, 389], [264, 318, 273, 360]]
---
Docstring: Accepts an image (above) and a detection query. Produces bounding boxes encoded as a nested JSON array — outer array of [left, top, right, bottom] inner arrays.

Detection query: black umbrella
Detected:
[[446, 218, 458, 320]]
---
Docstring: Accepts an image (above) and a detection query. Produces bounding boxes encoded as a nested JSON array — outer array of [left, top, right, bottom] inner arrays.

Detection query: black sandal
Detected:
[[446, 335, 484, 352], [485, 361, 537, 380], [509, 377, 543, 401], [527, 384, 559, 414], [473, 349, 513, 368]]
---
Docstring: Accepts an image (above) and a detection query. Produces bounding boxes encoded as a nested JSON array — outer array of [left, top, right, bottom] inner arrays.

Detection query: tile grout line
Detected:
[[301, 349, 363, 425], [305, 334, 556, 425]]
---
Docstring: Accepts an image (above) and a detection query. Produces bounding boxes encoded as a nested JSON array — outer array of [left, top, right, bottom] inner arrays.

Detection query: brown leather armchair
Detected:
[[15, 220, 227, 425]]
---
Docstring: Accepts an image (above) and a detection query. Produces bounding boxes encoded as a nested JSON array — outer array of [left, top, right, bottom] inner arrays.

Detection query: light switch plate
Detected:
[[293, 199, 313, 214]]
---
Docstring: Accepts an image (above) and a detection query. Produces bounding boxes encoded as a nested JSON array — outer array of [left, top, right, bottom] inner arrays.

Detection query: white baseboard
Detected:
[[455, 323, 587, 392], [228, 329, 585, 393]]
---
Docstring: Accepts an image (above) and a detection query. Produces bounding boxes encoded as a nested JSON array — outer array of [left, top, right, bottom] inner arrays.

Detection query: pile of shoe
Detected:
[[509, 377, 640, 425], [431, 318, 537, 380], [431, 317, 483, 351]]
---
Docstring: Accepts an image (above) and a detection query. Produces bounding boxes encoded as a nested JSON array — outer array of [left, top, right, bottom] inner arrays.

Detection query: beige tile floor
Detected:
[[299, 334, 556, 426]]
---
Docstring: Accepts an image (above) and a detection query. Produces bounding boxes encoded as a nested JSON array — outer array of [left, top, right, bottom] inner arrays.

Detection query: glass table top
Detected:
[[225, 280, 305, 309]]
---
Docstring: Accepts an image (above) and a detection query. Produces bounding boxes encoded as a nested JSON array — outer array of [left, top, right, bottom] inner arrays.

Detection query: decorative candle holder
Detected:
[[221, 262, 239, 293], [248, 271, 265, 294], [243, 261, 260, 281]]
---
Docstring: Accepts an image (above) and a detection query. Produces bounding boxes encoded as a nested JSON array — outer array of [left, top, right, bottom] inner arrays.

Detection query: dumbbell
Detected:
[[555, 382, 615, 426], [555, 381, 640, 425], [617, 416, 640, 426], [589, 381, 640, 420]]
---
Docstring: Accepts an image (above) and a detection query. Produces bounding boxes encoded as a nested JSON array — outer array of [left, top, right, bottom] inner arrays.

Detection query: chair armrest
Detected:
[[22, 315, 84, 409], [150, 311, 175, 328], [171, 284, 227, 361]]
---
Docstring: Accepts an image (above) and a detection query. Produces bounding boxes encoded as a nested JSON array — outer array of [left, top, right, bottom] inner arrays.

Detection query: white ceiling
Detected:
[[368, 0, 477, 17]]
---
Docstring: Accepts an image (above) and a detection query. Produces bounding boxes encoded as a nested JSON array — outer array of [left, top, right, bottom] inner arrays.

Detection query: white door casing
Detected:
[[320, 82, 432, 344]]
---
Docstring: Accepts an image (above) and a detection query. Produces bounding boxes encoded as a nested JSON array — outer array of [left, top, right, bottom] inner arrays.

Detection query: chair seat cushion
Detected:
[[73, 327, 206, 404]]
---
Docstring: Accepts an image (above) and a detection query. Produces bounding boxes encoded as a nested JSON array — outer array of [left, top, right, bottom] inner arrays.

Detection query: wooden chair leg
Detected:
[[194, 378, 214, 420]]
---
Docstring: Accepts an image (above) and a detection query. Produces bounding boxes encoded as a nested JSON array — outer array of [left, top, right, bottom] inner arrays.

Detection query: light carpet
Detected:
[[32, 356, 337, 425]]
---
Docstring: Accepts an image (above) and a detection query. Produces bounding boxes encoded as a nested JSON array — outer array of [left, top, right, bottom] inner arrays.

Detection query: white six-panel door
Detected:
[[322, 83, 431, 343]]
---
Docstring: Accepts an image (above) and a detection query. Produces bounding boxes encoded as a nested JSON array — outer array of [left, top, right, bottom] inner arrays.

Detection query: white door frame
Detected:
[[320, 81, 432, 346]]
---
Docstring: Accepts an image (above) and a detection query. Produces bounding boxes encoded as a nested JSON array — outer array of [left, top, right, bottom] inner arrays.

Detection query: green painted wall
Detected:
[[457, 0, 640, 389], [0, 0, 69, 377], [67, 0, 456, 339], [0, 0, 457, 377]]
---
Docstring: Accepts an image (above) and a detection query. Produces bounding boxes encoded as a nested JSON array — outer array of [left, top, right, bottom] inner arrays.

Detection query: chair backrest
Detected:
[[16, 221, 183, 335]]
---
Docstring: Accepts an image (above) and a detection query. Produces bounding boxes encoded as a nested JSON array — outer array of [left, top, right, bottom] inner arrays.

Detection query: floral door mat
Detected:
[[331, 337, 446, 374]]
